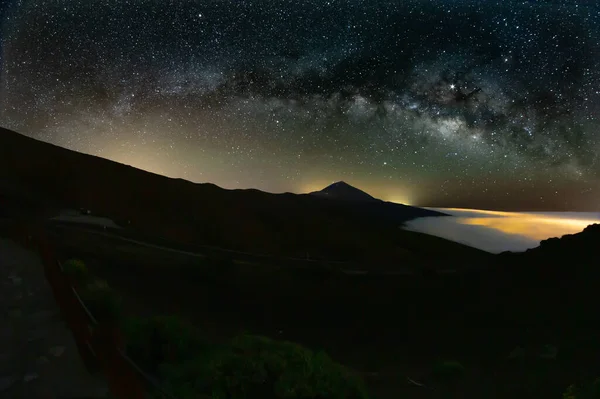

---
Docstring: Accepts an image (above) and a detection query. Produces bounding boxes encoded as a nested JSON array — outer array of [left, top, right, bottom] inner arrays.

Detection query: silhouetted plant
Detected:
[[431, 360, 465, 382], [126, 316, 369, 399], [78, 279, 122, 324], [159, 333, 369, 399], [563, 378, 600, 399], [124, 315, 211, 373], [62, 258, 90, 284]]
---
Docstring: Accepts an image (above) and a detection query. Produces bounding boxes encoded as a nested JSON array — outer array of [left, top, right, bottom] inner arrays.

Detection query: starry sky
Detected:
[[1, 0, 599, 211]]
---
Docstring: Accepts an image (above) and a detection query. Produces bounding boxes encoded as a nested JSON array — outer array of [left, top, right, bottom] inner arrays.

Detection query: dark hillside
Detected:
[[0, 127, 479, 265]]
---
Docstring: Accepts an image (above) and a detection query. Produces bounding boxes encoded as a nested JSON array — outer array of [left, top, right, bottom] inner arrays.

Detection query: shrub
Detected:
[[124, 315, 210, 373], [431, 360, 466, 381], [160, 334, 369, 399], [62, 258, 90, 283], [126, 316, 370, 399], [563, 378, 600, 399], [78, 279, 122, 324]]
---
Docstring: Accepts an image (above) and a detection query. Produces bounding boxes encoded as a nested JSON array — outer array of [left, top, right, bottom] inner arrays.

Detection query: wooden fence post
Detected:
[[28, 225, 163, 399]]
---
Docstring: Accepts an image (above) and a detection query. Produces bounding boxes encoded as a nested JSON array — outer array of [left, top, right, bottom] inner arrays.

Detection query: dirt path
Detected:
[[0, 237, 109, 398]]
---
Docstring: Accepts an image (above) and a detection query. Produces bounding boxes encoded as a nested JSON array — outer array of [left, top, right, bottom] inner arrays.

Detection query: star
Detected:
[[0, 0, 598, 211]]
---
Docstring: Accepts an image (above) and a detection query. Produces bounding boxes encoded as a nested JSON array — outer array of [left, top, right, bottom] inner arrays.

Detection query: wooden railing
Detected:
[[9, 221, 178, 399]]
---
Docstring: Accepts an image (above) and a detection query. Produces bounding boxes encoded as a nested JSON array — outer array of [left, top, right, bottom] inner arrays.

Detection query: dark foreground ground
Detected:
[[0, 231, 108, 398], [3, 127, 598, 398], [48, 222, 600, 399]]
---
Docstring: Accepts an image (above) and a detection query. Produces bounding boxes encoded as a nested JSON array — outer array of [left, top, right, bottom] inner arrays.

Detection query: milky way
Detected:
[[1, 0, 599, 210]]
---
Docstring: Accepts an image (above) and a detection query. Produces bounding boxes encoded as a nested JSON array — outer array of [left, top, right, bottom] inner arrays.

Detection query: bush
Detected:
[[126, 316, 370, 399], [78, 279, 122, 324], [124, 315, 211, 373], [160, 334, 369, 399], [431, 360, 465, 381], [62, 258, 90, 283], [563, 379, 600, 399]]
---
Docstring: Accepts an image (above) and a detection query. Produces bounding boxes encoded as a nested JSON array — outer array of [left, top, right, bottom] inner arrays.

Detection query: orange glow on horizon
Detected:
[[447, 209, 600, 240], [384, 196, 412, 206]]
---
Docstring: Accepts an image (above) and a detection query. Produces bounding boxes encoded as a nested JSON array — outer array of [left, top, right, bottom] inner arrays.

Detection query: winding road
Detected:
[[47, 221, 422, 276]]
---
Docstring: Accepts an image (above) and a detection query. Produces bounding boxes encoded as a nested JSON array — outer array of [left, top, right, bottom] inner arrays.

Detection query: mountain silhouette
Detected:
[[0, 127, 474, 264], [309, 181, 378, 202], [503, 223, 600, 264]]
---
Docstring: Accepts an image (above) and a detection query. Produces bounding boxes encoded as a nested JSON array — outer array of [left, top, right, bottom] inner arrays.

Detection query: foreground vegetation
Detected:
[[54, 226, 600, 398], [4, 128, 598, 398], [64, 258, 370, 399], [563, 379, 600, 399], [124, 316, 369, 399], [61, 238, 600, 399]]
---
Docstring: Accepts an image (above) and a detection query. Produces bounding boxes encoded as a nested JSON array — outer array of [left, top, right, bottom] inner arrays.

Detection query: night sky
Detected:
[[1, 0, 599, 211]]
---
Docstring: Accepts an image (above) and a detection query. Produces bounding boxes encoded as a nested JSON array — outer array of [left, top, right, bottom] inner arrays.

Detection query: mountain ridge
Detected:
[[309, 181, 379, 202], [0, 127, 475, 265], [503, 223, 600, 260]]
